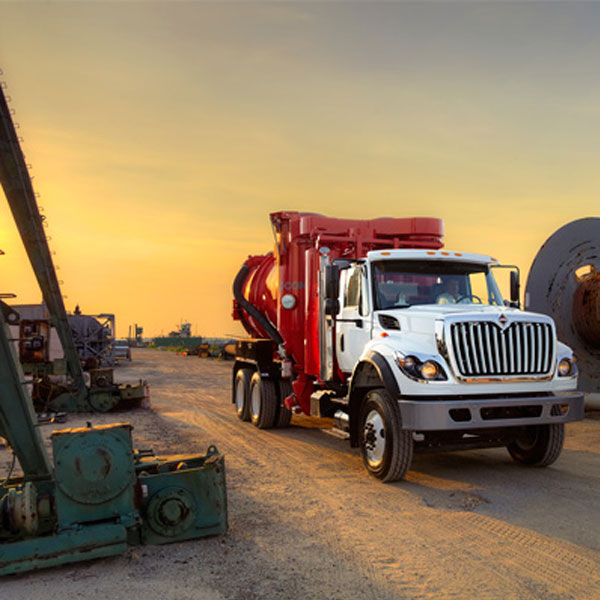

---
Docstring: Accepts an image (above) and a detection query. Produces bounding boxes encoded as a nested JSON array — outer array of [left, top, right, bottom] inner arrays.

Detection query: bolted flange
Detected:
[[146, 487, 196, 538]]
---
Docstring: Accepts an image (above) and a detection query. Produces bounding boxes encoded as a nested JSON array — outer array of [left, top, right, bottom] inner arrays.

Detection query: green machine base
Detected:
[[0, 524, 127, 576], [0, 423, 227, 577]]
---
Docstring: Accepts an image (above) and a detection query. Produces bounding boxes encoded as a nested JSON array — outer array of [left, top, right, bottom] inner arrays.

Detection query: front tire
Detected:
[[234, 368, 252, 421], [359, 388, 413, 482], [507, 423, 565, 466], [249, 372, 277, 429]]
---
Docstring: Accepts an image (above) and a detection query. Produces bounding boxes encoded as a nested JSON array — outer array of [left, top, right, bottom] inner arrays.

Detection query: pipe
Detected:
[[232, 264, 284, 346]]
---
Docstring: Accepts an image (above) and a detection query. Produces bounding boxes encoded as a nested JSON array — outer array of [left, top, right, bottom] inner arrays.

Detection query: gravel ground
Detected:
[[2, 348, 600, 599]]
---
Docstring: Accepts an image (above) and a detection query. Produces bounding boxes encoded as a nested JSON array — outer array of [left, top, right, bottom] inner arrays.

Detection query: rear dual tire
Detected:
[[235, 370, 292, 429], [234, 368, 252, 421], [250, 372, 278, 429]]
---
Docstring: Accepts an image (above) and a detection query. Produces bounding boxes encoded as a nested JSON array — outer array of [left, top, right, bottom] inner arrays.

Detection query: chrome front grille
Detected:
[[449, 321, 554, 378]]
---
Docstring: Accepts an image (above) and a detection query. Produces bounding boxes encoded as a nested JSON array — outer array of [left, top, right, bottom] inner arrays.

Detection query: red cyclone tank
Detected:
[[233, 211, 444, 412]]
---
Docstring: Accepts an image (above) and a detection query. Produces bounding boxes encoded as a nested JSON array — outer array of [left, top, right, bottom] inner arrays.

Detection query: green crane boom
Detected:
[[0, 86, 87, 399]]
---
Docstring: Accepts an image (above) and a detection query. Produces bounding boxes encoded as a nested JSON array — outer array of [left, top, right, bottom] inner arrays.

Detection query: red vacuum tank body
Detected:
[[233, 211, 444, 411]]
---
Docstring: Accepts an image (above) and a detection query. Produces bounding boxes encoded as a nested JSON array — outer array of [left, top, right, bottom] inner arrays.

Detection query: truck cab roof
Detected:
[[366, 249, 498, 265]]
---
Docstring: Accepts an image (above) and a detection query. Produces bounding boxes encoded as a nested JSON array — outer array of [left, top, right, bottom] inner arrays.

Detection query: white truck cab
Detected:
[[329, 249, 584, 481]]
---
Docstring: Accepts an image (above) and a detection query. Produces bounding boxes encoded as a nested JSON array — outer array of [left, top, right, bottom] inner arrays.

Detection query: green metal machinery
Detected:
[[0, 83, 227, 574], [0, 303, 227, 575], [0, 81, 146, 412]]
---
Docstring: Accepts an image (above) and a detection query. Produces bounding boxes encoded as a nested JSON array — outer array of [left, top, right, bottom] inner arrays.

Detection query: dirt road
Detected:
[[3, 348, 600, 599]]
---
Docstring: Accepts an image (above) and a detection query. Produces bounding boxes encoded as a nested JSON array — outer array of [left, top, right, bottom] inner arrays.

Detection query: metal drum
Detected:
[[525, 218, 600, 393]]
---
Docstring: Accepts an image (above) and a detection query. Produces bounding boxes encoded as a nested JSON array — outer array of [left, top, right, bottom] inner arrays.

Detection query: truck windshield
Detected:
[[371, 260, 503, 310]]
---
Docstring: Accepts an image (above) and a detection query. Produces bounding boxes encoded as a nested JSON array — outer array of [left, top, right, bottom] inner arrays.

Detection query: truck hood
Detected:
[[375, 304, 549, 336], [370, 304, 556, 360]]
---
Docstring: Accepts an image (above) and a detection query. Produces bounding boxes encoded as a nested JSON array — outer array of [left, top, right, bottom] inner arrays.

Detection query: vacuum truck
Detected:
[[232, 211, 584, 482]]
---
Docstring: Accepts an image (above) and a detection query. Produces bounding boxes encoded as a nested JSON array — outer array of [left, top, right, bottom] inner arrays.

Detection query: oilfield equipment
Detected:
[[526, 218, 600, 402], [0, 83, 227, 575], [12, 304, 115, 369], [0, 305, 227, 575], [153, 333, 237, 358], [0, 84, 146, 412], [69, 309, 116, 368]]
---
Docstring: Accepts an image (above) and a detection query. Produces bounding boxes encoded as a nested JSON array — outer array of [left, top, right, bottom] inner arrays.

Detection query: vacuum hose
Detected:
[[233, 264, 284, 346]]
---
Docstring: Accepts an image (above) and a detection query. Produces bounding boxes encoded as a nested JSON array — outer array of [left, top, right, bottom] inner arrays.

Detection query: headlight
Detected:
[[402, 356, 416, 370], [420, 361, 439, 380], [558, 357, 575, 377], [396, 354, 447, 381]]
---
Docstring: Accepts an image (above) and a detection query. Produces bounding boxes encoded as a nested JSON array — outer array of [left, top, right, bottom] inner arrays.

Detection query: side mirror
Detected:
[[510, 270, 520, 307], [324, 265, 340, 300]]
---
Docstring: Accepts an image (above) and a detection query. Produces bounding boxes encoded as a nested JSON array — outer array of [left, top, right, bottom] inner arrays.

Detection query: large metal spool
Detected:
[[525, 218, 600, 393]]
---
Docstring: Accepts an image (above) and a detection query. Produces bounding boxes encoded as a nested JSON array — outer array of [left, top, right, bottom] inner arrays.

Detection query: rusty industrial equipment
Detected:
[[69, 309, 115, 368], [525, 218, 600, 394], [0, 303, 227, 576]]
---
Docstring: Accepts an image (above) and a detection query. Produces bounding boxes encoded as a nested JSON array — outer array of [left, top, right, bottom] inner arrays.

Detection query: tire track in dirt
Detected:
[[446, 513, 600, 597], [152, 386, 387, 599], [161, 398, 527, 598], [153, 387, 389, 599], [165, 385, 600, 599]]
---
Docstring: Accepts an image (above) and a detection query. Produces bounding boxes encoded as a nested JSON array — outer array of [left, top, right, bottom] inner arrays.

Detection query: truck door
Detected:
[[337, 265, 372, 373]]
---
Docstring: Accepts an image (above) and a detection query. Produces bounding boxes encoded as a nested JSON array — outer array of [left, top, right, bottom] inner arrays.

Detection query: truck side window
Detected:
[[359, 265, 369, 316], [345, 267, 361, 308]]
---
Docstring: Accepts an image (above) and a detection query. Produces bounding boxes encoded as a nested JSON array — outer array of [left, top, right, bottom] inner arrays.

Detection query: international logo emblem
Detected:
[[498, 314, 509, 329]]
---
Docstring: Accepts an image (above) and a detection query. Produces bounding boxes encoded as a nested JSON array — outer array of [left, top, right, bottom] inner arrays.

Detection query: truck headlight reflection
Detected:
[[396, 355, 447, 381]]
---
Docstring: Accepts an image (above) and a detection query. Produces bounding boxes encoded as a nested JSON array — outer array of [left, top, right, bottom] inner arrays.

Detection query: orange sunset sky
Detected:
[[0, 2, 598, 338]]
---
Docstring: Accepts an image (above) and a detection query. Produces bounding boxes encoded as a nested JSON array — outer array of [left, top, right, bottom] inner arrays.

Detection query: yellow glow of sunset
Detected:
[[1, 3, 599, 337]]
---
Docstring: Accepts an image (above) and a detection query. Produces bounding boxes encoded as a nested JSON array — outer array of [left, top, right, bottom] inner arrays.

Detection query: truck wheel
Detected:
[[234, 368, 252, 421], [359, 388, 413, 482], [250, 372, 277, 429], [275, 380, 293, 428], [506, 423, 565, 466]]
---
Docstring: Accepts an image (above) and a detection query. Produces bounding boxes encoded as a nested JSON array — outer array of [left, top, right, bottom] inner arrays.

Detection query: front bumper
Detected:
[[398, 392, 585, 431]]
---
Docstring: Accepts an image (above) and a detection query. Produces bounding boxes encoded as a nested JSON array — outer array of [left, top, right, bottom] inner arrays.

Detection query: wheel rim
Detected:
[[235, 378, 245, 412], [251, 382, 261, 419], [515, 427, 539, 451], [363, 410, 385, 468]]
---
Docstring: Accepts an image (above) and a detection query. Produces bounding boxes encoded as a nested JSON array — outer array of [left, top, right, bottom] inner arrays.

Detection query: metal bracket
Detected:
[[0, 299, 19, 326]]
